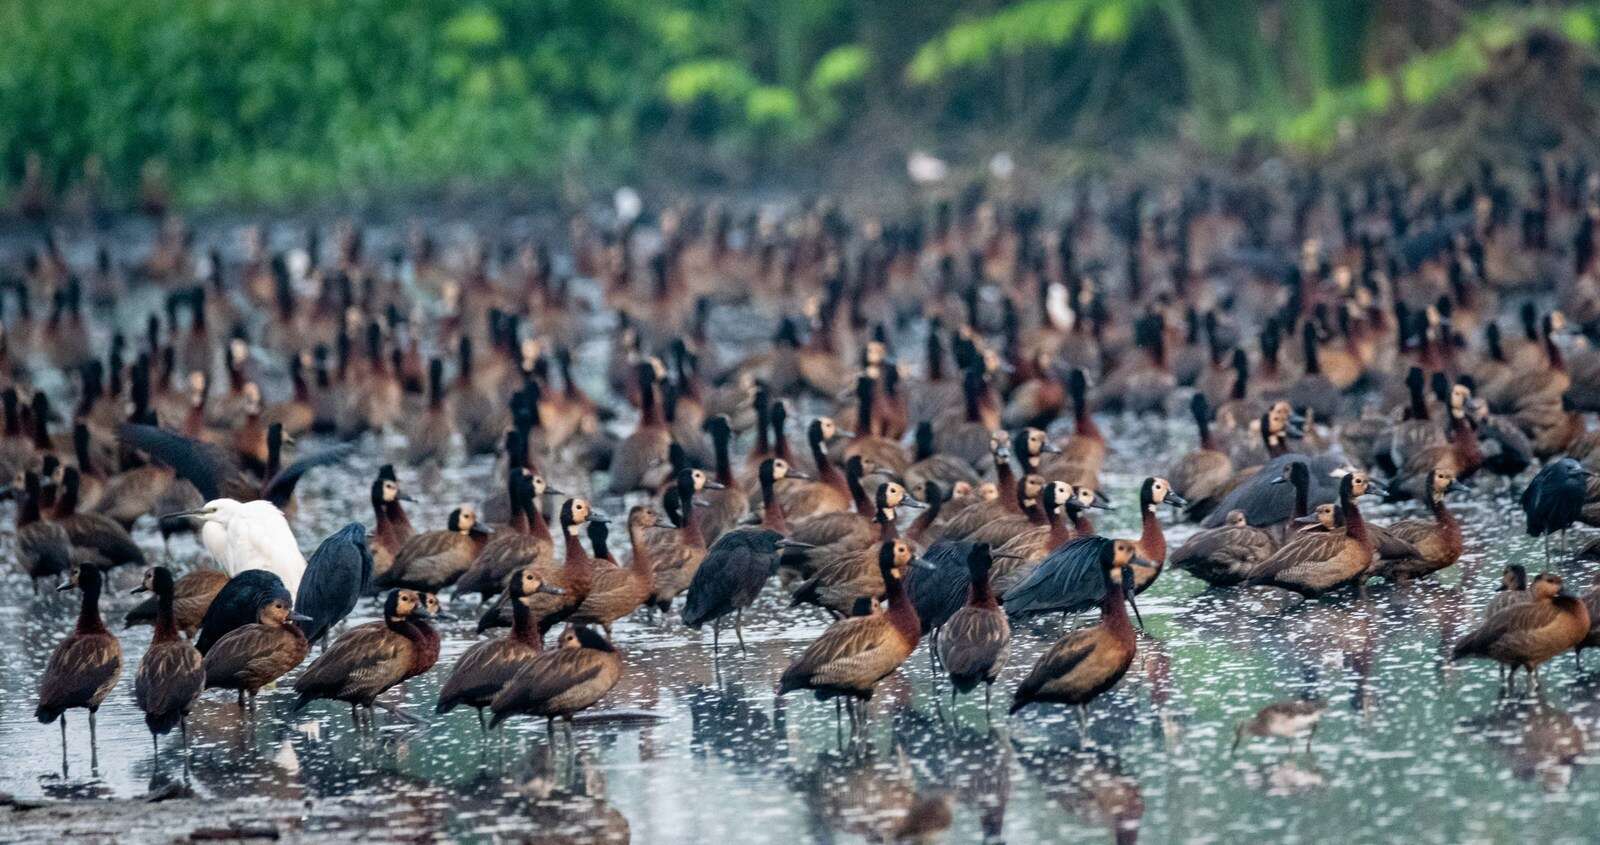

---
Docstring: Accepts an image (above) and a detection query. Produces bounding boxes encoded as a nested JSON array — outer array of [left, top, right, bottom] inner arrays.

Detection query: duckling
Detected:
[[1170, 510, 1278, 588], [780, 540, 928, 729], [201, 595, 310, 711], [293, 589, 440, 728], [938, 543, 1011, 710], [436, 567, 564, 731], [378, 504, 490, 593], [1452, 572, 1590, 692], [131, 566, 205, 744], [489, 624, 624, 739], [36, 565, 122, 757], [1010, 539, 1140, 727]]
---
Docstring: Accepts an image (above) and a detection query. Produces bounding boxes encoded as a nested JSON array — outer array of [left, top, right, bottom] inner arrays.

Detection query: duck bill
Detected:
[[1090, 490, 1113, 510], [131, 585, 148, 594], [56, 580, 74, 592], [1365, 478, 1390, 497], [1041, 442, 1062, 454], [1164, 492, 1189, 509], [702, 480, 727, 491], [290, 612, 314, 623], [900, 496, 927, 509], [1446, 481, 1471, 495], [588, 510, 613, 524], [535, 583, 565, 596], [785, 470, 812, 481]]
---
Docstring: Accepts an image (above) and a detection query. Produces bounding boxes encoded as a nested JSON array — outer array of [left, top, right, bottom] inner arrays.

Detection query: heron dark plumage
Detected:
[[296, 522, 374, 645], [1003, 536, 1130, 622], [681, 526, 783, 650], [195, 569, 293, 655], [1522, 458, 1588, 539], [1201, 454, 1346, 529]]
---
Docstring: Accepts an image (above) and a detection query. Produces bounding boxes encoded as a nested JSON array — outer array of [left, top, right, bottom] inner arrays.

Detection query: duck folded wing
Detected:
[[786, 617, 904, 689], [438, 640, 532, 707], [204, 626, 291, 684], [136, 644, 203, 713], [295, 624, 407, 695], [939, 611, 1009, 679], [1248, 533, 1351, 581], [1453, 601, 1566, 658], [497, 651, 605, 707], [1015, 630, 1095, 698], [39, 636, 121, 714]]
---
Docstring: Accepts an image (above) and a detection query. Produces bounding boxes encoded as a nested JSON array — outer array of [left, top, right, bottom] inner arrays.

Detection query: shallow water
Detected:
[[0, 223, 1597, 842], [0, 418, 1597, 844]]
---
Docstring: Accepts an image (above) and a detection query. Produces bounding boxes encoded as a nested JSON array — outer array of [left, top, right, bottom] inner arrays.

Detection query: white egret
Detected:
[[176, 498, 307, 599]]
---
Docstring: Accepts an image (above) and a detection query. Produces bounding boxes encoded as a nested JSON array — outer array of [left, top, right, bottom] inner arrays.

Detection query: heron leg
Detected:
[[1307, 720, 1318, 753], [734, 609, 747, 653], [712, 621, 719, 653]]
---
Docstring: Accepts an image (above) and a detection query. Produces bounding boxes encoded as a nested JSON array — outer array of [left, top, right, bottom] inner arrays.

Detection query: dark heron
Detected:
[[682, 527, 784, 651], [296, 523, 375, 646], [195, 570, 293, 655]]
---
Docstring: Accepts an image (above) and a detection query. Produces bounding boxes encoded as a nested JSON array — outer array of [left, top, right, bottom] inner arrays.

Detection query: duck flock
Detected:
[[10, 163, 1600, 795]]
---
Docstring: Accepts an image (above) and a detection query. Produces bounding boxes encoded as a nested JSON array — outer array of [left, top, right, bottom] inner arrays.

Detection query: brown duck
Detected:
[[436, 568, 564, 731], [132, 566, 205, 743], [489, 624, 624, 737], [293, 589, 440, 728], [202, 594, 310, 710], [35, 565, 122, 755], [1245, 473, 1383, 597], [569, 506, 660, 636], [378, 504, 490, 593], [1452, 572, 1590, 692]]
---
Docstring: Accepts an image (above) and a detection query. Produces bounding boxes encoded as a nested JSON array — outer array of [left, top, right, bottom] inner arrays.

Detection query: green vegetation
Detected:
[[4, 1, 1600, 209]]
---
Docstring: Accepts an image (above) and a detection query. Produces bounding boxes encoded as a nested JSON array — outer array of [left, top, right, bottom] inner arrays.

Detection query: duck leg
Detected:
[[89, 710, 99, 771], [476, 708, 488, 734], [1306, 720, 1318, 753], [376, 699, 421, 723], [59, 715, 68, 776]]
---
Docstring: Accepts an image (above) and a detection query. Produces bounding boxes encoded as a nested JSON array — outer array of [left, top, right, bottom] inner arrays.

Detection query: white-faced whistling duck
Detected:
[[295, 523, 374, 646], [125, 565, 229, 636], [775, 416, 852, 519], [682, 526, 786, 651], [751, 457, 800, 533], [437, 568, 564, 731], [294, 589, 440, 728], [201, 594, 309, 711], [1171, 509, 1278, 588], [1451, 572, 1590, 692], [51, 466, 145, 571], [568, 506, 659, 637], [454, 469, 558, 601], [478, 497, 602, 636], [1372, 469, 1468, 582], [1232, 699, 1326, 754], [790, 484, 920, 617], [605, 361, 671, 495], [36, 565, 122, 761], [780, 540, 930, 731], [1039, 369, 1105, 489], [1245, 472, 1384, 597], [378, 503, 489, 593], [1521, 458, 1591, 562], [488, 624, 624, 741], [1128, 476, 1186, 593], [1168, 393, 1233, 522], [645, 469, 717, 613], [938, 543, 1011, 710], [132, 566, 205, 747], [14, 470, 73, 592], [904, 420, 980, 495], [1010, 539, 1140, 726], [698, 415, 748, 545]]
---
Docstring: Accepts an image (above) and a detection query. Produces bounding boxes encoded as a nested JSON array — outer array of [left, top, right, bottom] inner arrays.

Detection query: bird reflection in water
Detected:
[[513, 743, 631, 845], [792, 737, 952, 844], [1466, 700, 1587, 793], [1017, 742, 1143, 845]]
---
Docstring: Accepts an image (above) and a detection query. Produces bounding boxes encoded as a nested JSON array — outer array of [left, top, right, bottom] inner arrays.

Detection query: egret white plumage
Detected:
[[176, 498, 308, 599]]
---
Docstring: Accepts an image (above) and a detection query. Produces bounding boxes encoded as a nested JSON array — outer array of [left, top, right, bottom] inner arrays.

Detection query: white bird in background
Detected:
[[178, 498, 307, 598], [907, 150, 949, 185]]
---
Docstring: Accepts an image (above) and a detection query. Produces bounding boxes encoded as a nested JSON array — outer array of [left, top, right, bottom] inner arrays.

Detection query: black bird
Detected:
[[1201, 453, 1345, 528], [195, 570, 293, 655], [681, 527, 784, 651], [117, 422, 354, 507], [131, 566, 204, 747], [296, 523, 374, 646], [1002, 536, 1146, 626], [906, 541, 982, 654], [1522, 458, 1591, 562]]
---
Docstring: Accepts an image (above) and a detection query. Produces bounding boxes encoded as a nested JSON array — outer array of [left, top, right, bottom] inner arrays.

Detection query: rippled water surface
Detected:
[[0, 227, 1596, 842]]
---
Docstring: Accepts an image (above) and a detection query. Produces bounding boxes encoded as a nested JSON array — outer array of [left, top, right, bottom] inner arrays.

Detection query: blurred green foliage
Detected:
[[3, 0, 1600, 208]]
